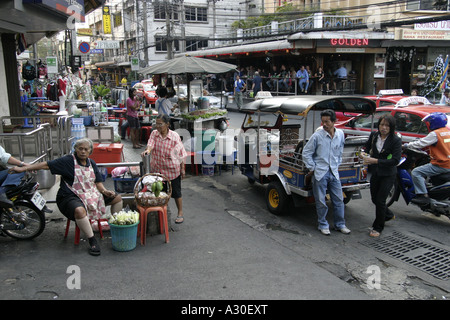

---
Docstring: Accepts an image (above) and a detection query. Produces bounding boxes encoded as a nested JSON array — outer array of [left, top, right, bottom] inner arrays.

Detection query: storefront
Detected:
[[183, 30, 392, 95], [0, 0, 102, 117], [383, 24, 450, 100]]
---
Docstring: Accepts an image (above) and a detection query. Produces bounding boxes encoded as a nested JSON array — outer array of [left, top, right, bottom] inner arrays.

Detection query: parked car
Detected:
[[133, 81, 158, 107], [335, 89, 410, 121], [365, 89, 410, 108], [336, 97, 450, 143]]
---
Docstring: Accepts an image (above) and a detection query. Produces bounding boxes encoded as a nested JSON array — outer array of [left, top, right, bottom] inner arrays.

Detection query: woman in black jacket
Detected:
[[361, 115, 402, 237]]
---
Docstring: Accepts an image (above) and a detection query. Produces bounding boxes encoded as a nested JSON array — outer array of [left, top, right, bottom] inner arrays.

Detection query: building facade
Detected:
[[82, 0, 262, 85]]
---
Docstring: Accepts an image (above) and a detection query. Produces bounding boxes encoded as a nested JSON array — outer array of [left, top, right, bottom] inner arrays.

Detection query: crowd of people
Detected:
[[210, 63, 353, 98]]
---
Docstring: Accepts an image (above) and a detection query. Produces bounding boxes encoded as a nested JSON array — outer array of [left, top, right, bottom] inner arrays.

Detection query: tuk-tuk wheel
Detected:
[[266, 181, 289, 216], [343, 192, 352, 204]]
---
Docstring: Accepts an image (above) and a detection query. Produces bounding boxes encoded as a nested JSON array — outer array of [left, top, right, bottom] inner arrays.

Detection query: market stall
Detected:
[[139, 55, 237, 155]]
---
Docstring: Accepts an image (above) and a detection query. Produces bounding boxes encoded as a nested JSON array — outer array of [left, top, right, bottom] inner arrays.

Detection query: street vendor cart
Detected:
[[238, 95, 376, 215]]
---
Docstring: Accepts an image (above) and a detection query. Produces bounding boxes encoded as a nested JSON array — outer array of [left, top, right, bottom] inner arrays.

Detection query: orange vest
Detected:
[[430, 127, 450, 169]]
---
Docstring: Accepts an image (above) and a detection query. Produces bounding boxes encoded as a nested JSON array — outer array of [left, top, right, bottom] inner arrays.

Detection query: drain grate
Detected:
[[361, 231, 450, 280]]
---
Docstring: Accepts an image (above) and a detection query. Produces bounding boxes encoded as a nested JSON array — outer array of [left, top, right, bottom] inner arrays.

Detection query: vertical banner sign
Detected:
[[131, 57, 139, 71], [46, 56, 58, 74], [103, 6, 111, 34]]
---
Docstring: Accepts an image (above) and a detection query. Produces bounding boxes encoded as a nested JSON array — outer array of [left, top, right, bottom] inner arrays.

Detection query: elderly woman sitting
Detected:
[[12, 138, 122, 256]]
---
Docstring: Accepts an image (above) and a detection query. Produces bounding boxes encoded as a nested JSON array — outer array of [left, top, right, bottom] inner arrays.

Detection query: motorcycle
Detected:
[[0, 173, 47, 239], [386, 147, 450, 218]]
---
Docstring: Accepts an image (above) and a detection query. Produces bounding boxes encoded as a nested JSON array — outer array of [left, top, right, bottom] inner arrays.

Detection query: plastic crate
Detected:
[[113, 177, 139, 193]]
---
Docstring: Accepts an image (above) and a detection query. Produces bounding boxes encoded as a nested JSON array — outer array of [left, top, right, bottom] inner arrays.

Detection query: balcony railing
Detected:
[[221, 13, 368, 45]]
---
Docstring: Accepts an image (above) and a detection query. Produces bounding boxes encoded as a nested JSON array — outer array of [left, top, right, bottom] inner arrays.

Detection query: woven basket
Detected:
[[134, 173, 172, 207]]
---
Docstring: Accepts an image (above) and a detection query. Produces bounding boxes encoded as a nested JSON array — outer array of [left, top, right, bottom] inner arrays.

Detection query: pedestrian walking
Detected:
[[127, 88, 142, 149], [142, 114, 187, 224], [234, 74, 246, 110], [361, 115, 402, 237], [252, 71, 262, 96], [302, 109, 350, 235]]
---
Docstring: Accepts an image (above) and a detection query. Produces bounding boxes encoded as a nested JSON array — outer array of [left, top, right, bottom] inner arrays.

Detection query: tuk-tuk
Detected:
[[237, 95, 376, 215]]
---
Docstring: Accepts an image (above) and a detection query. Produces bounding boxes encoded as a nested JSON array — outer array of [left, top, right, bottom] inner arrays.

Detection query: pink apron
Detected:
[[65, 155, 106, 220]]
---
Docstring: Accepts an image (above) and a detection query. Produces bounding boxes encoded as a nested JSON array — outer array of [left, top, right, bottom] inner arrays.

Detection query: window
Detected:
[[394, 112, 429, 134], [186, 39, 208, 51], [407, 0, 449, 11], [351, 111, 391, 129], [154, 3, 179, 20], [185, 6, 207, 22], [155, 36, 179, 52]]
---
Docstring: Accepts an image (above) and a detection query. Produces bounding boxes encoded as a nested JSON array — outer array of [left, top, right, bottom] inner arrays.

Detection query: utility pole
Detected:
[[143, 0, 148, 64], [165, 0, 173, 59], [180, 0, 185, 53]]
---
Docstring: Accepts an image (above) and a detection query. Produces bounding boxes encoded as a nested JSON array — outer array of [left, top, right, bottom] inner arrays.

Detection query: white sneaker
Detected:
[[337, 226, 351, 234], [319, 228, 331, 235]]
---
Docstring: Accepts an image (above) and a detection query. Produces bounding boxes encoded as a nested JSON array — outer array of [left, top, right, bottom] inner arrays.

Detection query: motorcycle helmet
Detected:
[[422, 112, 448, 131]]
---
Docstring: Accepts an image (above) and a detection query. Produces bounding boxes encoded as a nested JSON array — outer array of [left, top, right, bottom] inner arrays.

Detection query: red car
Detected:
[[133, 81, 158, 107], [336, 102, 450, 143], [335, 89, 410, 121]]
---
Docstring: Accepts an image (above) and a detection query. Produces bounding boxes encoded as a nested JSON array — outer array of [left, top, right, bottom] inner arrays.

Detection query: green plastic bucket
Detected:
[[109, 222, 138, 252]]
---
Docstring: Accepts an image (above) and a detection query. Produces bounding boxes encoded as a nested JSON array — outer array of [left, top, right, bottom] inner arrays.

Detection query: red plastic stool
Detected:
[[64, 218, 107, 245], [186, 151, 199, 175], [141, 126, 152, 143], [136, 204, 169, 245]]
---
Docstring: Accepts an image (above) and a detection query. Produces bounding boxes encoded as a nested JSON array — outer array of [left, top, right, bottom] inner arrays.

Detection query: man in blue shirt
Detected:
[[302, 109, 350, 235], [333, 64, 347, 92], [234, 74, 246, 110], [296, 66, 309, 93]]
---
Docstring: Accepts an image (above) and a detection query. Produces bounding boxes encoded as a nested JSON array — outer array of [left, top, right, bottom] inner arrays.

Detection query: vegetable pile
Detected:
[[180, 109, 227, 121], [108, 210, 140, 225]]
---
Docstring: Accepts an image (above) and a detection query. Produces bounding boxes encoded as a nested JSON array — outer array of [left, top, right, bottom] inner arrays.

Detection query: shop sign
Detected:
[[23, 0, 85, 21], [330, 39, 369, 46], [336, 48, 365, 53], [95, 41, 120, 49], [415, 20, 450, 31], [131, 57, 139, 71], [103, 6, 111, 34], [77, 28, 93, 36], [46, 56, 58, 74], [402, 29, 450, 40]]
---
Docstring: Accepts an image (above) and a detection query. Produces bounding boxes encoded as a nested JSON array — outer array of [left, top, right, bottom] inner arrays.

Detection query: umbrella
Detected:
[[140, 55, 237, 110], [139, 55, 237, 75]]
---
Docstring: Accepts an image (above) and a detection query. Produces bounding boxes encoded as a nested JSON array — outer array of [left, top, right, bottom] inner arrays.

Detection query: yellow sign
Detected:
[[103, 6, 111, 34], [77, 28, 93, 36]]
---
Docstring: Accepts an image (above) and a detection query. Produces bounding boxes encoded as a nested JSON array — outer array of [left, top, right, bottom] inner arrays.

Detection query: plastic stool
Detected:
[[186, 152, 199, 175], [141, 126, 152, 143], [64, 218, 106, 245], [136, 204, 169, 245]]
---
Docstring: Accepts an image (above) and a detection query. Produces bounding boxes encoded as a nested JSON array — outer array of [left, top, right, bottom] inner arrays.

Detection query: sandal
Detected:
[[175, 216, 184, 224], [88, 237, 101, 256], [369, 230, 380, 238]]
